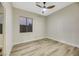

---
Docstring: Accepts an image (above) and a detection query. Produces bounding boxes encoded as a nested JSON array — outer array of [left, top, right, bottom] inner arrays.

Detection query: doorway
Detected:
[[0, 3, 4, 56]]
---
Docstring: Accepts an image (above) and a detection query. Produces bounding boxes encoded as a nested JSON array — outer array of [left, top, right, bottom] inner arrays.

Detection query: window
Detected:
[[0, 14, 3, 34], [19, 16, 33, 33]]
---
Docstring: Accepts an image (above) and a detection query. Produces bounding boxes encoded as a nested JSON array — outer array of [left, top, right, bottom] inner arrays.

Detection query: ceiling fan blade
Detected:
[[47, 5, 55, 9], [36, 4, 42, 8]]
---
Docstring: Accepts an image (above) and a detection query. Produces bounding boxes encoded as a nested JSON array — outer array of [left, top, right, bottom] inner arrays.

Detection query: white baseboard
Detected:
[[46, 36, 79, 48], [13, 35, 79, 49], [14, 36, 45, 46]]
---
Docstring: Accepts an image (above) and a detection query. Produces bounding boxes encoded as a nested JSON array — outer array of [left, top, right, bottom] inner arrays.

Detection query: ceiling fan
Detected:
[[36, 2, 55, 13]]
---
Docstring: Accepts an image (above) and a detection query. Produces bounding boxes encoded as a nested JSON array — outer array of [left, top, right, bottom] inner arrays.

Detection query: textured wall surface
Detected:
[[13, 8, 46, 45], [47, 3, 79, 47], [2, 2, 13, 55]]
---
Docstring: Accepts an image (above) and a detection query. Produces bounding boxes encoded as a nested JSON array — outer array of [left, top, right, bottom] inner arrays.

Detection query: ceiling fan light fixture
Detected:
[[42, 8, 47, 12], [36, 2, 55, 14]]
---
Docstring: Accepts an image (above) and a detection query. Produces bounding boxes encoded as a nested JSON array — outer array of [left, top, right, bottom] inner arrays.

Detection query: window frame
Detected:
[[19, 16, 33, 33]]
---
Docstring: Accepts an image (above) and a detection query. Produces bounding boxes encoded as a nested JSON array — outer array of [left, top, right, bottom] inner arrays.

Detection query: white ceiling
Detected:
[[12, 2, 74, 16]]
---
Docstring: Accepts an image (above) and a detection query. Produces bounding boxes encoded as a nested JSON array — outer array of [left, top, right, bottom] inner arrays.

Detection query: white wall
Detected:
[[0, 35, 3, 47], [2, 2, 13, 55], [13, 8, 45, 45], [47, 3, 79, 47]]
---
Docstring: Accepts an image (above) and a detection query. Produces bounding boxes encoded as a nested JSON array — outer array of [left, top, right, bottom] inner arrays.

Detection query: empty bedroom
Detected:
[[1, 2, 79, 56]]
